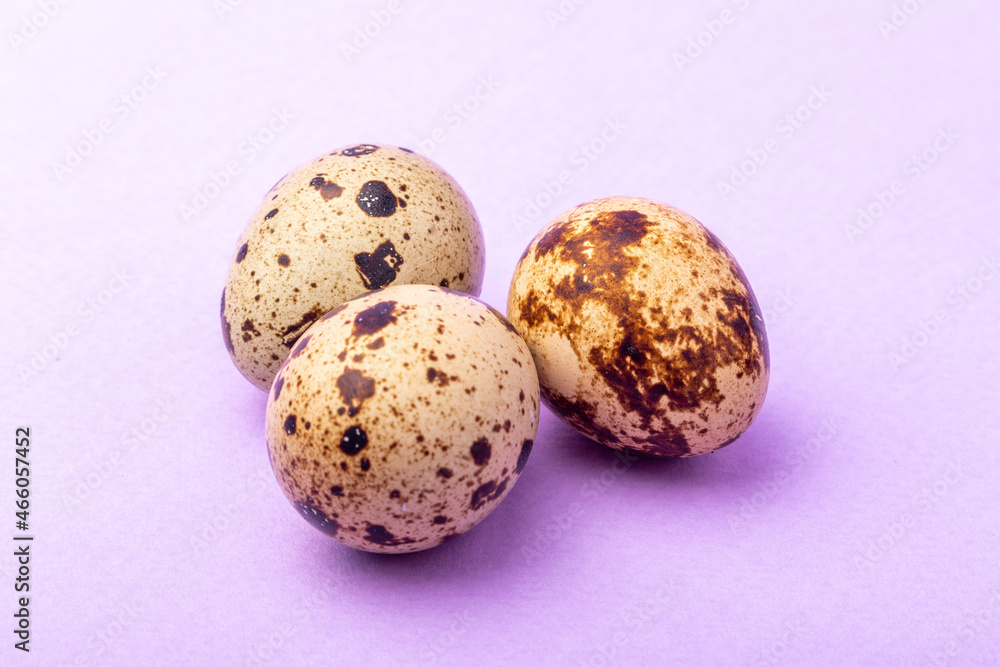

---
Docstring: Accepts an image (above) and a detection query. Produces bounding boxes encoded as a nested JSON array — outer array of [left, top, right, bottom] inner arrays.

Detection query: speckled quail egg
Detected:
[[222, 144, 486, 391], [506, 196, 769, 457], [265, 284, 539, 553]]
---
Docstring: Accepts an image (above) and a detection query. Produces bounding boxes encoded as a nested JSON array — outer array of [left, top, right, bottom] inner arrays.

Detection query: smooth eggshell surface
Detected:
[[265, 284, 539, 553], [222, 144, 486, 390], [507, 196, 769, 457]]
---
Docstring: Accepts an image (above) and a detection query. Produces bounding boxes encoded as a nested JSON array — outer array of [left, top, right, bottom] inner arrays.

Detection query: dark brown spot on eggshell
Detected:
[[309, 176, 344, 200], [354, 241, 403, 289], [336, 368, 376, 417], [280, 307, 324, 347], [637, 426, 690, 457], [355, 180, 397, 217], [364, 525, 414, 547], [339, 425, 368, 455], [341, 144, 379, 157], [277, 254, 290, 267], [518, 290, 559, 327], [515, 439, 533, 474], [241, 319, 261, 343], [236, 243, 248, 263], [426, 367, 451, 386], [470, 438, 491, 466], [295, 501, 339, 536], [284, 415, 297, 435], [352, 300, 397, 336], [470, 480, 505, 510]]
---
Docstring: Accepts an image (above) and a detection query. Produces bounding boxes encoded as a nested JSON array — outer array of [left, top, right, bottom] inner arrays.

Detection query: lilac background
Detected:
[[3, 0, 999, 665]]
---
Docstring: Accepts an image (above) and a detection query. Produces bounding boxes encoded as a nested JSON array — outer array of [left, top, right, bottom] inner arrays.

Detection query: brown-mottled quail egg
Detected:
[[265, 284, 539, 553], [506, 196, 769, 457], [222, 143, 486, 391]]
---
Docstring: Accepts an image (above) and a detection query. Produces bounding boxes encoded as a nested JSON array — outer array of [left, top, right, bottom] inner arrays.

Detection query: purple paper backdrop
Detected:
[[3, 0, 999, 665]]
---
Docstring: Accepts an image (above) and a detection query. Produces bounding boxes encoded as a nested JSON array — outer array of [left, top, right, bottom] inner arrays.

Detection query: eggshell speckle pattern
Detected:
[[223, 144, 486, 391], [265, 284, 540, 553], [507, 196, 769, 457]]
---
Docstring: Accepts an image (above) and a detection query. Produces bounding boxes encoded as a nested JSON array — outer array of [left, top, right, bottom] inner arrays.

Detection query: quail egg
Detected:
[[222, 144, 486, 390], [265, 284, 539, 553], [506, 196, 769, 457]]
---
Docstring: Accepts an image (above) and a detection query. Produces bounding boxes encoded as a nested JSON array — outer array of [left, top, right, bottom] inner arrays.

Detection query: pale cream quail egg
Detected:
[[265, 284, 539, 553], [222, 144, 486, 390]]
